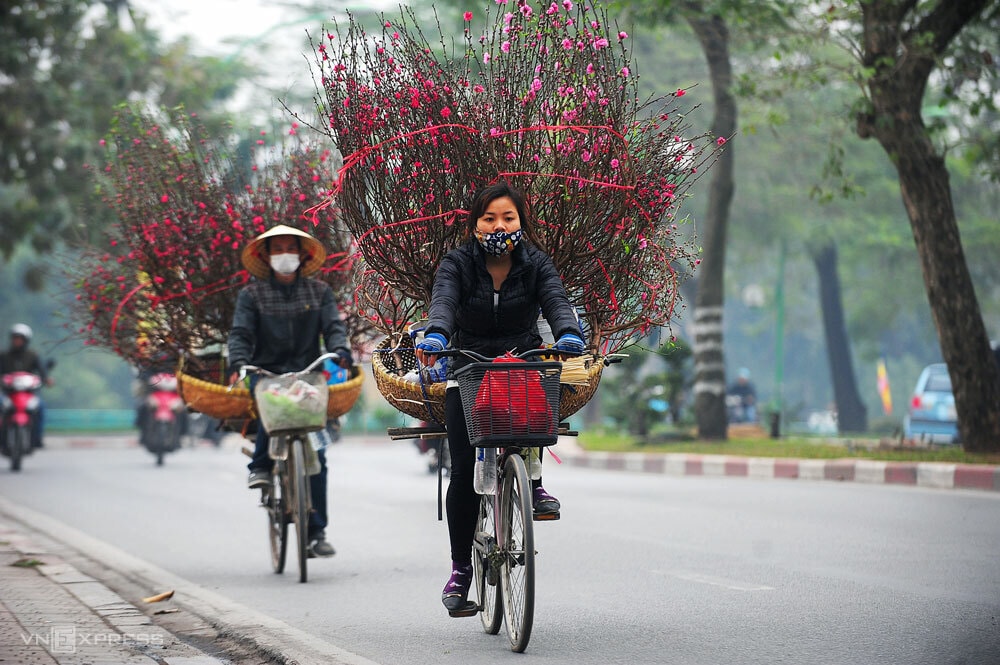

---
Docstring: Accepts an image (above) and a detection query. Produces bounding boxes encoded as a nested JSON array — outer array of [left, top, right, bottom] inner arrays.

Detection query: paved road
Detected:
[[1, 436, 999, 665]]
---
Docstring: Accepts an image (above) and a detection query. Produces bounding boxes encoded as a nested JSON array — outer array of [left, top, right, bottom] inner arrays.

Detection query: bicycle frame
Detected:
[[236, 352, 343, 583]]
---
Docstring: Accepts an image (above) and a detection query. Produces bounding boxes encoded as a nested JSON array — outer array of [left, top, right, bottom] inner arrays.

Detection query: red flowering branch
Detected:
[[69, 105, 376, 374], [305, 1, 723, 353]]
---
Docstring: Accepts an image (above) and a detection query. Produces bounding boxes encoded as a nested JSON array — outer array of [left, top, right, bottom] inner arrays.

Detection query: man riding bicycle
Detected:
[[228, 225, 353, 559]]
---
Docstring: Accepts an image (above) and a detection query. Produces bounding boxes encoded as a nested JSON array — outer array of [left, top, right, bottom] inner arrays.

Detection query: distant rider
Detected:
[[0, 324, 52, 448]]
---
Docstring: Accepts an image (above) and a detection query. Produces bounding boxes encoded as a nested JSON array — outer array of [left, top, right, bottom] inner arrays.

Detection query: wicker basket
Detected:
[[178, 367, 364, 421], [558, 357, 604, 420], [370, 335, 605, 424], [371, 335, 447, 424]]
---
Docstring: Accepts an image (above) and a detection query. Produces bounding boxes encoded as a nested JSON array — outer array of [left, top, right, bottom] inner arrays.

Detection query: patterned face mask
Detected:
[[475, 229, 522, 256]]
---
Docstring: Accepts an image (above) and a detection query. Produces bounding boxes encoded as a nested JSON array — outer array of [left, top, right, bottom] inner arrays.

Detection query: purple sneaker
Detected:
[[533, 486, 561, 515], [441, 562, 473, 611]]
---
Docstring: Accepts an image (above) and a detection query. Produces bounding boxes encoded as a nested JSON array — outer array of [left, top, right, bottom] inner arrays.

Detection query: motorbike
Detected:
[[140, 372, 185, 466], [0, 363, 51, 472]]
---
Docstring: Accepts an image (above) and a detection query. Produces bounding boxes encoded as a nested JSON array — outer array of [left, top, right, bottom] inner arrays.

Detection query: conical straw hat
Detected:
[[241, 224, 326, 279]]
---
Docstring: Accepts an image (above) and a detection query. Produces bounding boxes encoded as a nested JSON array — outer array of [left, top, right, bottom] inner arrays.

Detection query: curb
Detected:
[[557, 449, 1000, 493]]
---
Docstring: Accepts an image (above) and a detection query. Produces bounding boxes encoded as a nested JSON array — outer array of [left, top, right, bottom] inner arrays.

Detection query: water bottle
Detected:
[[525, 447, 542, 480], [473, 447, 497, 495]]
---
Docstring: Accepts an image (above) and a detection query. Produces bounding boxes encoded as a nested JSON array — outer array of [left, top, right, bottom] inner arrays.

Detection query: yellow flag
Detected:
[[876, 356, 892, 415]]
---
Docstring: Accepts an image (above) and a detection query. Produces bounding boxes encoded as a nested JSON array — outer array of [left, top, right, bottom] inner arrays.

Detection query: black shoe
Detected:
[[532, 486, 561, 515], [308, 532, 336, 558], [247, 469, 271, 489]]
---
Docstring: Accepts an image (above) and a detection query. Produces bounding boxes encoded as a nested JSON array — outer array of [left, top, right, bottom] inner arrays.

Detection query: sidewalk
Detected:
[[0, 516, 230, 665]]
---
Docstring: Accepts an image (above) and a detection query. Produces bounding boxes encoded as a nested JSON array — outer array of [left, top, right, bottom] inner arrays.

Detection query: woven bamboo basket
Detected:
[[177, 368, 364, 420], [371, 335, 605, 424], [372, 335, 448, 424]]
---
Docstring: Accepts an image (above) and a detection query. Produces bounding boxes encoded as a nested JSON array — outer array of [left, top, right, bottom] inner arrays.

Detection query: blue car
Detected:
[[903, 363, 959, 444]]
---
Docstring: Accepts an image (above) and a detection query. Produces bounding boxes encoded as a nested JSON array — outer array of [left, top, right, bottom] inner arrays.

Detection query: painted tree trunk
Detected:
[[686, 11, 736, 440]]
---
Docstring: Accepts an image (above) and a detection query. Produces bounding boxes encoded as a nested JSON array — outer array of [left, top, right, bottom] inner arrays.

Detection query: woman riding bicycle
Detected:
[[413, 182, 585, 613]]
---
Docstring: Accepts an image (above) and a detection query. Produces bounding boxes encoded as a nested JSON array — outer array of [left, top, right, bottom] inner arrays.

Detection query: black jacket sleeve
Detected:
[[227, 288, 257, 374], [320, 288, 352, 363], [533, 249, 581, 342], [424, 251, 462, 342]]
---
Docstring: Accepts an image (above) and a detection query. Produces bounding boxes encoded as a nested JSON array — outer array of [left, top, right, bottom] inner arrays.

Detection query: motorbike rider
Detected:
[[133, 349, 188, 450], [0, 324, 52, 449], [227, 224, 353, 559], [727, 367, 758, 423]]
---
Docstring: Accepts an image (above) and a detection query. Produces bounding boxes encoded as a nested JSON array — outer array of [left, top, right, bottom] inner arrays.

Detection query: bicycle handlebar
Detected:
[[432, 348, 581, 362], [233, 351, 347, 387]]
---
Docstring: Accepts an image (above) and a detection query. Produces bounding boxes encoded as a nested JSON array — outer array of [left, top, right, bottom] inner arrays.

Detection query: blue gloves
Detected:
[[554, 333, 585, 353], [416, 332, 447, 354]]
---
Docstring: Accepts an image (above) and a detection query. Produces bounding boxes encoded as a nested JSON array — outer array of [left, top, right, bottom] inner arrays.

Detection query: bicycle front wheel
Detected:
[[474, 491, 502, 635], [266, 460, 288, 573], [500, 452, 534, 652], [290, 438, 310, 583]]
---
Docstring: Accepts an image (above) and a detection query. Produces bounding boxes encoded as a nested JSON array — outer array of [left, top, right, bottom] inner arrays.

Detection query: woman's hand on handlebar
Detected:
[[415, 332, 447, 366]]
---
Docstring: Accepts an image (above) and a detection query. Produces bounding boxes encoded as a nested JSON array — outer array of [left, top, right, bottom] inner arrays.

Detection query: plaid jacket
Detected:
[[228, 276, 350, 375]]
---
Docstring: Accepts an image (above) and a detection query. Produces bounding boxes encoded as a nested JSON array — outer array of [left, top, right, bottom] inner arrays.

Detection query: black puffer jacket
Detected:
[[228, 276, 350, 375], [424, 240, 580, 369]]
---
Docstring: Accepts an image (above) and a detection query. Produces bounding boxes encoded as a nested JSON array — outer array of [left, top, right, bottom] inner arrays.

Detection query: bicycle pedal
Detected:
[[533, 511, 560, 521], [448, 601, 479, 618]]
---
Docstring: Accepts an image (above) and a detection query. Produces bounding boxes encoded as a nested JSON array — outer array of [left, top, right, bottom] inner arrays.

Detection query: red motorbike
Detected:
[[1, 370, 45, 472], [140, 372, 185, 466]]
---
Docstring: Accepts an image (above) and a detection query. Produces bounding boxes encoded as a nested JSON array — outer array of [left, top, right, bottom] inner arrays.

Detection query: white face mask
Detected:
[[269, 253, 301, 275]]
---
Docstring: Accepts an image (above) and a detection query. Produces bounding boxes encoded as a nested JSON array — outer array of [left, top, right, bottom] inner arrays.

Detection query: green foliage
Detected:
[[600, 336, 694, 437], [0, 0, 250, 265]]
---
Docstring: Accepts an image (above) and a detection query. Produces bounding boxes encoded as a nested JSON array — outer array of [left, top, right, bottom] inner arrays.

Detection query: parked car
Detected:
[[903, 363, 958, 444]]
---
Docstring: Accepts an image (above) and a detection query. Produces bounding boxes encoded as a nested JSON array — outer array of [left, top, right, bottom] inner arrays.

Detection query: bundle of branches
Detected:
[[69, 105, 373, 376], [307, 0, 723, 353]]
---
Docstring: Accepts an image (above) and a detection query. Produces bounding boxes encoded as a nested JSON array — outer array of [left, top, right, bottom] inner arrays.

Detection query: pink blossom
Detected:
[[561, 38, 573, 50], [473, 84, 485, 93], [464, 11, 473, 20], [441, 107, 452, 118], [501, 41, 511, 52], [160, 195, 169, 203], [620, 67, 630, 77], [99, 139, 106, 146], [610, 158, 620, 169], [519, 3, 532, 18], [483, 53, 491, 64], [675, 88, 686, 97], [716, 136, 727, 146], [586, 63, 594, 74], [562, 0, 572, 9], [593, 37, 609, 49], [489, 127, 502, 137], [618, 31, 628, 40]]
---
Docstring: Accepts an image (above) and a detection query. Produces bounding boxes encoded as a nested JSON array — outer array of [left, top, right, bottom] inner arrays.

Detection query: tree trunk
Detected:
[[685, 9, 737, 441], [811, 242, 868, 433], [856, 0, 1000, 452]]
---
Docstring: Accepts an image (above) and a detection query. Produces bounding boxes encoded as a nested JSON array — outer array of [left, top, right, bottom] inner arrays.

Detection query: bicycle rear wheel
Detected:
[[266, 461, 288, 573], [500, 452, 534, 652], [290, 438, 310, 583], [474, 491, 502, 635]]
